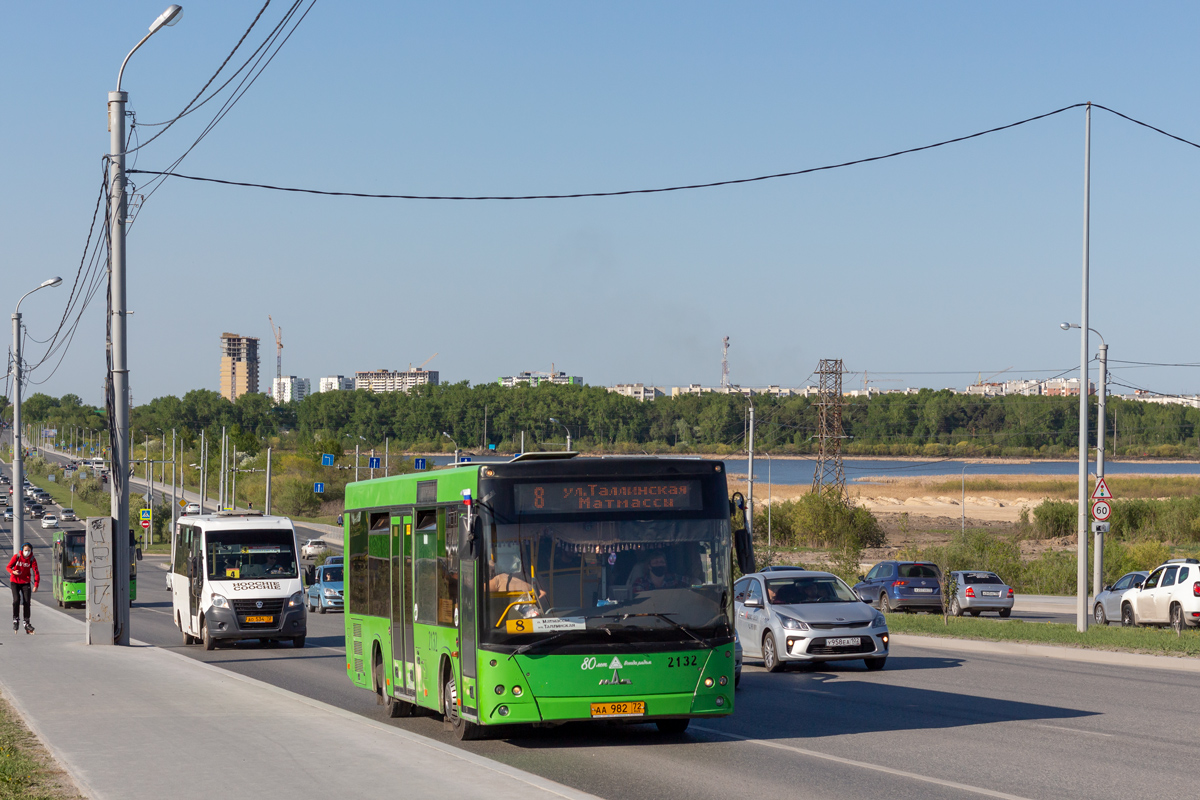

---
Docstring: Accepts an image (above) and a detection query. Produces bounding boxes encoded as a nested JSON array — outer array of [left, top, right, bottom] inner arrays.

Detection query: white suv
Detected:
[[1122, 558, 1200, 632]]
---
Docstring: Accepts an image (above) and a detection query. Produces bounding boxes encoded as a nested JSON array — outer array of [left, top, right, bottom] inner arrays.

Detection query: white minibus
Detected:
[[171, 510, 307, 650]]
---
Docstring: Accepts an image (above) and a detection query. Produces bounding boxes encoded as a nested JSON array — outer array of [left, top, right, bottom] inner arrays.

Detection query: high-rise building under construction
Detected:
[[219, 333, 260, 401]]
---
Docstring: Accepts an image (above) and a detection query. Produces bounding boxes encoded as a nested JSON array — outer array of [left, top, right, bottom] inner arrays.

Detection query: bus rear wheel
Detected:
[[444, 674, 481, 741]]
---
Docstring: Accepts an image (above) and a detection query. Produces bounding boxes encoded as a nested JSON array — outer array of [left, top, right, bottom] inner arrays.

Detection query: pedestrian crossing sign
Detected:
[[140, 509, 152, 521], [1091, 477, 1112, 500]]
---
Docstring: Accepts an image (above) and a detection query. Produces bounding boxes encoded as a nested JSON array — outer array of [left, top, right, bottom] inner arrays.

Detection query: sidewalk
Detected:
[[0, 596, 599, 800]]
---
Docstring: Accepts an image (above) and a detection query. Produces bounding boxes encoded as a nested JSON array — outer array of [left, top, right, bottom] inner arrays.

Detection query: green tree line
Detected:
[[10, 385, 1200, 458]]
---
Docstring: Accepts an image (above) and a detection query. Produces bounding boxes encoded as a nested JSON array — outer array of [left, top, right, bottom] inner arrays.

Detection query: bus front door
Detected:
[[187, 527, 203, 631]]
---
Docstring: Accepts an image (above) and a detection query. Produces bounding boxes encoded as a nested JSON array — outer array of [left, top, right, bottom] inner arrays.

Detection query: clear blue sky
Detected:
[[4, 1, 1200, 406]]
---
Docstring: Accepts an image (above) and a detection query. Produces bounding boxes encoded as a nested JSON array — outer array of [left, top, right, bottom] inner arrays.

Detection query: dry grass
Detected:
[[0, 694, 83, 800]]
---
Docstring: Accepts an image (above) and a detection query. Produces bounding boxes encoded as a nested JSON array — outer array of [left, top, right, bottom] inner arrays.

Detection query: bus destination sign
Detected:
[[515, 480, 702, 513]]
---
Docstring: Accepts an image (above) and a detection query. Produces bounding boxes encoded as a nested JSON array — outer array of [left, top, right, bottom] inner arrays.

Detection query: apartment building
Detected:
[[318, 375, 355, 393], [219, 333, 260, 401], [354, 368, 439, 393], [499, 371, 583, 388], [271, 376, 310, 404]]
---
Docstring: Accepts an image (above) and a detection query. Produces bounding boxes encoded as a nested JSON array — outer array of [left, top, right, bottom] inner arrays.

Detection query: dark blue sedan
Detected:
[[853, 560, 943, 613], [306, 564, 344, 614]]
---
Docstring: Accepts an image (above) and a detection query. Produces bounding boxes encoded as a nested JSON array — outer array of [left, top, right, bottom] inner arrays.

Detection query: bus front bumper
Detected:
[[204, 604, 306, 641]]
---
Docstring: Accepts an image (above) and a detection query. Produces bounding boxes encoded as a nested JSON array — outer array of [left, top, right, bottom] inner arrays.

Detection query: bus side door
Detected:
[[391, 513, 415, 697], [413, 508, 439, 707], [187, 526, 203, 631]]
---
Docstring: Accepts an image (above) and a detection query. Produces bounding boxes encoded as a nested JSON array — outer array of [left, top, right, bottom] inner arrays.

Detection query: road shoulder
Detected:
[[893, 632, 1200, 673]]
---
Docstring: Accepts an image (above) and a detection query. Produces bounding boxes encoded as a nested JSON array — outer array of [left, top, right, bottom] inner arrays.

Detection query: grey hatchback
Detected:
[[853, 561, 943, 613]]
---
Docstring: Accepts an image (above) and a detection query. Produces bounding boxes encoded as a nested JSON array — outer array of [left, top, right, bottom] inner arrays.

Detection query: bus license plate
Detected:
[[245, 615, 273, 623], [827, 637, 861, 647], [590, 701, 645, 718]]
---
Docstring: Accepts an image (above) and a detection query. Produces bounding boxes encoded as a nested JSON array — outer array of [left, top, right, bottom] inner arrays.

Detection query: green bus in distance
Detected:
[[52, 528, 139, 607], [344, 455, 743, 738]]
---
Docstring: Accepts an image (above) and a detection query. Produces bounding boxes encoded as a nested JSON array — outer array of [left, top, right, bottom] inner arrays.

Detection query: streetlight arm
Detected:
[[1060, 322, 1105, 348], [117, 31, 154, 92], [14, 278, 62, 316]]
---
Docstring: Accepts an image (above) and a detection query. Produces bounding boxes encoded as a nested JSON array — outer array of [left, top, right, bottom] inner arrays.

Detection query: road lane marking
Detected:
[[1032, 723, 1111, 737], [691, 725, 1038, 800]]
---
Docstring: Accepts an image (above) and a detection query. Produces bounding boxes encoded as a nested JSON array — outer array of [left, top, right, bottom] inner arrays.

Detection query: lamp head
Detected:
[[442, 432, 451, 439], [150, 5, 183, 34], [1059, 323, 1072, 331], [41, 277, 63, 288], [549, 417, 559, 424]]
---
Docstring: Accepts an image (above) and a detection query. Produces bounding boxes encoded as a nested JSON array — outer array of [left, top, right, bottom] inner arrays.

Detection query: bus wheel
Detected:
[[444, 674, 481, 741], [292, 636, 306, 648], [656, 719, 690, 735], [202, 619, 216, 651]]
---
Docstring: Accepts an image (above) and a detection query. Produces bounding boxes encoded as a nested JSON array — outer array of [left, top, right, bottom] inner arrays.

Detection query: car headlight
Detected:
[[779, 616, 810, 631], [872, 613, 886, 628], [210, 594, 229, 609], [288, 592, 304, 608], [323, 588, 338, 597]]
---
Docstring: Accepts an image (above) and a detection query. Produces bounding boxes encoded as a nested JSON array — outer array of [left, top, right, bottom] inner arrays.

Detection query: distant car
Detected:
[[1121, 559, 1200, 632], [734, 569, 889, 671], [323, 555, 342, 566], [183, 502, 201, 515], [41, 514, 58, 529], [306, 564, 344, 613], [59, 508, 77, 521], [301, 539, 326, 559], [853, 560, 943, 614], [948, 570, 1015, 617], [27, 504, 45, 519], [3, 508, 12, 521], [1094, 570, 1150, 626]]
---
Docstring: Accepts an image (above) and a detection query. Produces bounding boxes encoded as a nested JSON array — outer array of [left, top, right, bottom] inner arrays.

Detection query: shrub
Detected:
[[1033, 500, 1076, 539], [753, 493, 886, 551]]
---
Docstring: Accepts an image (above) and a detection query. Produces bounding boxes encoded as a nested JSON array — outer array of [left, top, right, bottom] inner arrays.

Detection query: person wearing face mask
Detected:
[[632, 551, 682, 594], [7, 543, 40, 634]]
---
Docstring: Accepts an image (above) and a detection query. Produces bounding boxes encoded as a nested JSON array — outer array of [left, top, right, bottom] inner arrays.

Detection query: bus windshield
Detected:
[[207, 529, 298, 581], [62, 534, 86, 580], [482, 517, 731, 648]]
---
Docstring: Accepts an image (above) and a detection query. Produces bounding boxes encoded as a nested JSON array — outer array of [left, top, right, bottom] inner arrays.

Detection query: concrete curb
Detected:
[[892, 632, 1200, 673], [12, 595, 601, 800]]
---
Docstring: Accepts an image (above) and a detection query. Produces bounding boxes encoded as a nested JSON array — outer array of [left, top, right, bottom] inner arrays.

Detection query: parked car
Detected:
[[1093, 571, 1149, 626], [1121, 559, 1200, 632], [41, 514, 58, 529], [59, 508, 77, 521], [27, 504, 45, 519], [853, 561, 943, 613], [183, 502, 201, 515], [301, 539, 326, 559], [306, 564, 344, 613], [734, 568, 889, 671], [948, 570, 1015, 617]]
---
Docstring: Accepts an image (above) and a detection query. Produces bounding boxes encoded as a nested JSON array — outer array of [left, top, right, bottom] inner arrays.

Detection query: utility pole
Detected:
[[145, 434, 152, 551], [231, 446, 238, 510], [355, 443, 360, 482], [1095, 340, 1108, 599], [219, 426, 227, 509], [1074, 102, 1092, 633], [200, 430, 208, 514], [11, 312, 24, 555], [170, 429, 176, 530], [745, 401, 755, 539], [370, 447, 375, 480], [384, 438, 389, 477], [812, 359, 847, 503], [264, 447, 272, 514]]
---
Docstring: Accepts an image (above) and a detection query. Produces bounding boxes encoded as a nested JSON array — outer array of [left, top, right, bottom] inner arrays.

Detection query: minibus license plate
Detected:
[[590, 701, 645, 717], [245, 615, 273, 623]]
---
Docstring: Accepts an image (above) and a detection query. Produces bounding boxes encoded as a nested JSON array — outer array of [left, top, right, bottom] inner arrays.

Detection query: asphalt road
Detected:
[[3, 459, 1197, 799]]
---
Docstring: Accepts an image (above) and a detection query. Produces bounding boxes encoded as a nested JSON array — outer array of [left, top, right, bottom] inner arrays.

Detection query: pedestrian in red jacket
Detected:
[[7, 543, 39, 634]]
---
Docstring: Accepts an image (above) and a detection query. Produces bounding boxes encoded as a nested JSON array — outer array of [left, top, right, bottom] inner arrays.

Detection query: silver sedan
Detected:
[[734, 569, 890, 672], [948, 571, 1014, 617], [1093, 571, 1149, 626]]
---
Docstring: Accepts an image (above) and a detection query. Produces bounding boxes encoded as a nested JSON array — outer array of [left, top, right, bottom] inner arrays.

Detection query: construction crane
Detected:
[[268, 315, 283, 399], [408, 353, 438, 371], [861, 371, 902, 392], [975, 366, 1013, 386]]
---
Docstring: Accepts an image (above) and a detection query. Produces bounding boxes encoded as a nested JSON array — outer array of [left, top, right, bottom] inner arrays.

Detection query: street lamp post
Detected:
[[107, 3, 184, 646], [1062, 322, 1108, 602], [11, 276, 63, 554], [442, 432, 460, 465], [961, 462, 969, 535], [548, 418, 571, 452]]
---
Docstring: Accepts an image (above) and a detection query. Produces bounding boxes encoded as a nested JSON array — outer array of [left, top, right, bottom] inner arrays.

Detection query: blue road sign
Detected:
[[414, 458, 426, 470], [369, 457, 381, 469], [314, 482, 325, 494], [488, 443, 496, 450], [321, 454, 335, 467], [460, 457, 472, 463]]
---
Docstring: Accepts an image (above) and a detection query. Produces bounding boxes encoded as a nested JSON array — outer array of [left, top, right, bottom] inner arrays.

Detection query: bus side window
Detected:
[[347, 511, 369, 614]]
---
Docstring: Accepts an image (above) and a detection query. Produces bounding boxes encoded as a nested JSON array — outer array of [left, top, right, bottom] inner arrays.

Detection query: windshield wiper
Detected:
[[595, 612, 705, 645], [507, 627, 609, 661]]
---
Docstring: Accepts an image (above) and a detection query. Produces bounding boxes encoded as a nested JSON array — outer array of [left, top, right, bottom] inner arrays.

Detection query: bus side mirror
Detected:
[[735, 528, 755, 575]]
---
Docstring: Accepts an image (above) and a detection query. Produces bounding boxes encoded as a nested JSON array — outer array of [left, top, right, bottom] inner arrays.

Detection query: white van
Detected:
[[171, 511, 306, 650]]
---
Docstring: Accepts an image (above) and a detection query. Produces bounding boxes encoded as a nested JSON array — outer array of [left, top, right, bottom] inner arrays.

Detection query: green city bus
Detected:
[[52, 528, 139, 607], [344, 455, 746, 738]]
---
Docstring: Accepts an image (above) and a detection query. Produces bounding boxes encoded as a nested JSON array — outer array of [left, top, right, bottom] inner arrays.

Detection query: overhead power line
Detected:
[[128, 102, 1200, 202]]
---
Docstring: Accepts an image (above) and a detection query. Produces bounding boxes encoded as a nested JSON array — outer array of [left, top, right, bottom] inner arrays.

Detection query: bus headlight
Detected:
[[210, 594, 229, 608], [288, 592, 303, 608]]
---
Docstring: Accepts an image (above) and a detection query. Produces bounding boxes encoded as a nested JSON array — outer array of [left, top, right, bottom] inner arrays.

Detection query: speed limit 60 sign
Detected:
[[1092, 500, 1112, 522]]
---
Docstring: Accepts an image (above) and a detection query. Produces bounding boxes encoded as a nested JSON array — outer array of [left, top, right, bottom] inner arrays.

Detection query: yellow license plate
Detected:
[[245, 615, 273, 623], [590, 701, 645, 717]]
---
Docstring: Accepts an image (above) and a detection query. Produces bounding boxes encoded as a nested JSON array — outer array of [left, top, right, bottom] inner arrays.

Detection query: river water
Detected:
[[423, 455, 1200, 485]]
